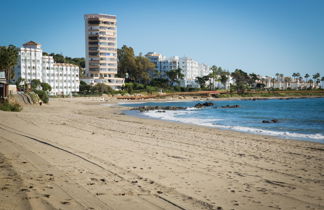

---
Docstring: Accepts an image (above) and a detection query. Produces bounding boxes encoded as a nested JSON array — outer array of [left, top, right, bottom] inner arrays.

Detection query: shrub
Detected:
[[27, 92, 41, 104], [34, 90, 49, 103], [90, 83, 114, 94], [0, 100, 22, 112]]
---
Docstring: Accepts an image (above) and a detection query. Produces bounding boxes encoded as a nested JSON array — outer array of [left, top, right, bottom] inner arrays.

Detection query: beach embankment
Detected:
[[0, 97, 323, 210]]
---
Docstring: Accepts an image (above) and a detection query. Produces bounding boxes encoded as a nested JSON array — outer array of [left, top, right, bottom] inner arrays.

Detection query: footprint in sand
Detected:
[[61, 201, 70, 205], [43, 194, 50, 198]]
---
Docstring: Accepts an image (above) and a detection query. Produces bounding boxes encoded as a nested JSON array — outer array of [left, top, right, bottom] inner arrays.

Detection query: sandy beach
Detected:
[[0, 97, 323, 210]]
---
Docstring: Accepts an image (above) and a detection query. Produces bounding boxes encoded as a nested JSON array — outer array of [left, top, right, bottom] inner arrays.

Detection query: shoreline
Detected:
[[116, 94, 324, 103], [0, 97, 323, 209], [118, 97, 324, 144]]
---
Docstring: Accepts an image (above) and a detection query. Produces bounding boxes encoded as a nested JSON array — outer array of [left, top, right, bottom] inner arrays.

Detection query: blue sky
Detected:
[[1, 0, 323, 77]]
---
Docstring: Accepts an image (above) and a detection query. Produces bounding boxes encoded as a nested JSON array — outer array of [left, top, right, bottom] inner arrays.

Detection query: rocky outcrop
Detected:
[[262, 119, 279, 123], [220, 105, 240, 109], [194, 102, 214, 108]]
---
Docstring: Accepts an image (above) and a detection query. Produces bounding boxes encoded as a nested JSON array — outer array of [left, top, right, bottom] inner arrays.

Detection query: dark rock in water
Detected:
[[262, 119, 279, 123], [157, 110, 166, 113], [221, 105, 240, 109], [194, 102, 214, 108], [203, 102, 214, 106], [194, 103, 203, 108], [132, 106, 186, 112]]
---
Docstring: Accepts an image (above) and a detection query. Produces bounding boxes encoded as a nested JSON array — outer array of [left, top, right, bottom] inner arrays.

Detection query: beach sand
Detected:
[[0, 97, 323, 210]]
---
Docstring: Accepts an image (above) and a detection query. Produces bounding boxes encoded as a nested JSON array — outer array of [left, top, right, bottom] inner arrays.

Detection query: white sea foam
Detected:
[[118, 102, 147, 105], [142, 110, 324, 142]]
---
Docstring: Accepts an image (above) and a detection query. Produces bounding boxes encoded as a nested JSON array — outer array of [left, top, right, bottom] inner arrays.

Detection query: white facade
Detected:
[[14, 41, 80, 95], [15, 42, 43, 82], [145, 52, 210, 87]]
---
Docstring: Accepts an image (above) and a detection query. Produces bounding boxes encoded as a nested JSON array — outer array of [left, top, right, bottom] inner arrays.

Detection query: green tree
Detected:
[[304, 73, 310, 82], [134, 55, 156, 84], [90, 83, 113, 94], [284, 77, 291, 89], [49, 53, 65, 63], [149, 78, 169, 89], [0, 45, 19, 83], [41, 82, 52, 92], [292, 73, 297, 81], [208, 65, 225, 89], [117, 45, 137, 79], [79, 81, 91, 94], [15, 77, 27, 91], [195, 76, 209, 89], [275, 73, 280, 81], [231, 69, 250, 93], [34, 90, 49, 103], [166, 68, 184, 86], [313, 73, 320, 87], [220, 71, 230, 88], [248, 73, 258, 88], [30, 79, 42, 90]]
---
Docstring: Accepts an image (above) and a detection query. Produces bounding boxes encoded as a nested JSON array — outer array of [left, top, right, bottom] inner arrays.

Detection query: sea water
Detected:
[[121, 98, 324, 143]]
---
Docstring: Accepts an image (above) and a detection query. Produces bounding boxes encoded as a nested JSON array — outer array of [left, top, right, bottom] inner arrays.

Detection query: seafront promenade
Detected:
[[0, 97, 323, 210]]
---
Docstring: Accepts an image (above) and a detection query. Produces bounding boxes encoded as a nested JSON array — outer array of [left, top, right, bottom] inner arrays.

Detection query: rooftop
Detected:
[[54, 63, 79, 67], [23, 41, 41, 46], [85, 14, 116, 19]]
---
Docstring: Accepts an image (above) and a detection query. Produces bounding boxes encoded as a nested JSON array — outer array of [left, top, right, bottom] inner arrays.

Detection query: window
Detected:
[[89, 41, 98, 45], [88, 20, 100, 24], [89, 36, 98, 40]]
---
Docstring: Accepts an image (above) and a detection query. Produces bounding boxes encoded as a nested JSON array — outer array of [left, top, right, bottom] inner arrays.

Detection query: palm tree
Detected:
[[321, 77, 324, 89], [313, 73, 320, 88], [284, 77, 291, 89], [295, 73, 301, 88], [209, 65, 224, 89], [292, 73, 297, 81], [275, 73, 280, 81], [304, 73, 310, 82], [279, 74, 284, 81], [271, 77, 276, 89], [0, 45, 19, 83]]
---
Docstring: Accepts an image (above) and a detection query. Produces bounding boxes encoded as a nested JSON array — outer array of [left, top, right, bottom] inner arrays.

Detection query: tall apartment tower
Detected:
[[84, 14, 124, 89]]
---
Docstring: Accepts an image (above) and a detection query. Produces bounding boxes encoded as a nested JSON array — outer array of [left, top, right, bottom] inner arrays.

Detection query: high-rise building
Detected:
[[14, 41, 80, 95], [83, 14, 124, 89]]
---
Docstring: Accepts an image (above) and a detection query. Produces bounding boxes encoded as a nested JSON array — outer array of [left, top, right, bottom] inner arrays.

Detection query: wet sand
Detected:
[[0, 97, 323, 210]]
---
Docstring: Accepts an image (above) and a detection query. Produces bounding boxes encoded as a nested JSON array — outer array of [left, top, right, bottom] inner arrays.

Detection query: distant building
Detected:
[[262, 76, 315, 90], [14, 41, 80, 95], [83, 14, 124, 89], [145, 52, 210, 88]]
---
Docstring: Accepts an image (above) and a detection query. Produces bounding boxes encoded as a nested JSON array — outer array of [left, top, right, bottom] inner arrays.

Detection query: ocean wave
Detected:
[[142, 110, 324, 142], [118, 102, 147, 105]]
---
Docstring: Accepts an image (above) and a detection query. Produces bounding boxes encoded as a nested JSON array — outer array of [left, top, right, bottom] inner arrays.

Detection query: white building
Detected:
[[145, 52, 210, 88], [14, 41, 80, 95]]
